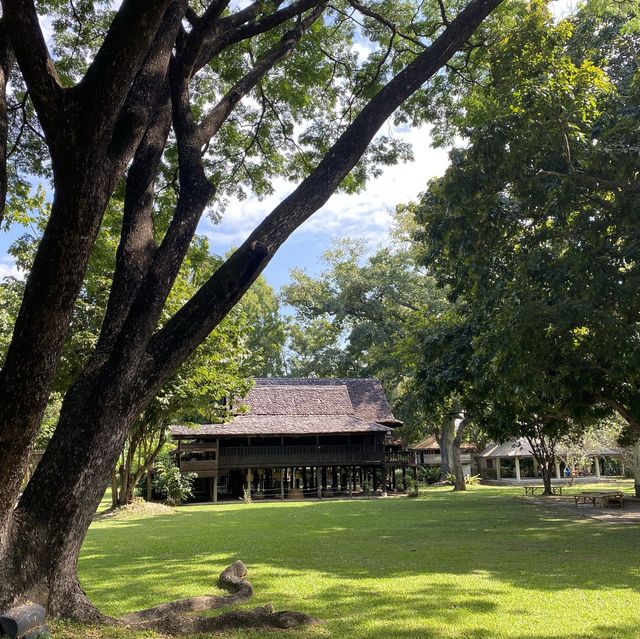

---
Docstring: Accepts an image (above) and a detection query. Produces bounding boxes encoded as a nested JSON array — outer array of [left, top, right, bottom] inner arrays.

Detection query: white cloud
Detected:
[[0, 257, 19, 280], [202, 124, 449, 253]]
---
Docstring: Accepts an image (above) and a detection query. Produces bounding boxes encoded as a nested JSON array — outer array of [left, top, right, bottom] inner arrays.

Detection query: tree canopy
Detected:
[[412, 0, 640, 491]]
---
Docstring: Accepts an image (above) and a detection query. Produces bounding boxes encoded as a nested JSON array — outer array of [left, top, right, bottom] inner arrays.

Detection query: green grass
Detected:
[[56, 483, 640, 638]]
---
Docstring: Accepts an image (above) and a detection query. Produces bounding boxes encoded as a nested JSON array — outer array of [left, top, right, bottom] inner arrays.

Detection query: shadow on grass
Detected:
[[78, 489, 640, 638]]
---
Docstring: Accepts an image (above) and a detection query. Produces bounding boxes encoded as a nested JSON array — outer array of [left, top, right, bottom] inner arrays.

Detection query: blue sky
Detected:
[[199, 124, 450, 290], [0, 123, 450, 292]]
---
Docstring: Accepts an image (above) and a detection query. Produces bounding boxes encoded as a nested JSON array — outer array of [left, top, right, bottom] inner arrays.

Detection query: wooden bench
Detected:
[[573, 491, 625, 508], [523, 485, 563, 496]]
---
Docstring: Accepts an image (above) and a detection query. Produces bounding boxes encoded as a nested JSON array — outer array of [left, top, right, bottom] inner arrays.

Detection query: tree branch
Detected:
[[197, 3, 327, 146], [0, 19, 15, 225], [0, 0, 64, 140], [142, 0, 503, 389], [73, 0, 176, 145], [195, 0, 323, 71]]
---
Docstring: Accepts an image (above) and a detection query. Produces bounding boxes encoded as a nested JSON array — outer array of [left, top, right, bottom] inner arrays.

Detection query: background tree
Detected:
[[412, 0, 640, 494], [0, 0, 503, 625], [283, 229, 448, 435]]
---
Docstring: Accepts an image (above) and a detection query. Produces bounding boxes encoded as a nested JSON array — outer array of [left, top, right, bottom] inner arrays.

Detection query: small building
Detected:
[[171, 378, 416, 501], [478, 438, 626, 481], [410, 434, 477, 476]]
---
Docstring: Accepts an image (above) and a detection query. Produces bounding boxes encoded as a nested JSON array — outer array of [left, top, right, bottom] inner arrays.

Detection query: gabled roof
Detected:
[[247, 378, 402, 426], [171, 378, 401, 438], [480, 438, 531, 458], [237, 384, 353, 415], [411, 434, 476, 451], [480, 438, 623, 458]]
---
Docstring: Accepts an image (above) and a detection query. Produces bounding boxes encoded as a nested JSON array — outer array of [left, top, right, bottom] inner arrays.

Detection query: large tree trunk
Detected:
[[0, 373, 141, 617], [451, 413, 469, 492], [437, 425, 452, 480]]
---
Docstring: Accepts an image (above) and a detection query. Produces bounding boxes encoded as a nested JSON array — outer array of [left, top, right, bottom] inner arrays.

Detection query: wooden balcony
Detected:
[[218, 444, 384, 468], [385, 450, 417, 465]]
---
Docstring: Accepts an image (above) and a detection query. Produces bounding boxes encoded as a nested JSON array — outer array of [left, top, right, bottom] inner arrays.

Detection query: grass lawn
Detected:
[[54, 483, 640, 639]]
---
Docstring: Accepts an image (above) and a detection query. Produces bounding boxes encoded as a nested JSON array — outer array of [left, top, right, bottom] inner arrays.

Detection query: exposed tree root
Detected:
[[124, 604, 315, 634], [117, 561, 316, 635]]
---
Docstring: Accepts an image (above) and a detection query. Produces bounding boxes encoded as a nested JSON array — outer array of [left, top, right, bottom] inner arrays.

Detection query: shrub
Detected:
[[153, 456, 195, 506], [418, 465, 441, 484]]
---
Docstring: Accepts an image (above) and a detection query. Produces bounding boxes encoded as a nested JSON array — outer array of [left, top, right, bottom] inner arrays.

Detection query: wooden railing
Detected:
[[218, 444, 384, 468], [385, 450, 417, 464]]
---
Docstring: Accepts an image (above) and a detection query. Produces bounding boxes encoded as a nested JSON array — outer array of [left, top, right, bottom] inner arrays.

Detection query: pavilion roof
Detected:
[[480, 438, 623, 458]]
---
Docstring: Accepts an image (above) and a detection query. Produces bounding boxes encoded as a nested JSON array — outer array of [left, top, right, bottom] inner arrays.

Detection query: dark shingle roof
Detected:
[[171, 378, 401, 438], [237, 384, 353, 415], [249, 378, 402, 425], [171, 415, 391, 437]]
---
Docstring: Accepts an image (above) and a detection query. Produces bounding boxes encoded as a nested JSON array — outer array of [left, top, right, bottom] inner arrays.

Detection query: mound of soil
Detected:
[[97, 499, 175, 519]]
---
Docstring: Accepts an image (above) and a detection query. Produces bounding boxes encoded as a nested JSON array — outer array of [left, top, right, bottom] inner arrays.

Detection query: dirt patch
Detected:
[[96, 499, 175, 520], [526, 495, 640, 525]]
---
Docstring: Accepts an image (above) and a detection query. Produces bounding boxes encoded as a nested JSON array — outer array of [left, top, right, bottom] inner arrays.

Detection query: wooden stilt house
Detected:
[[170, 378, 416, 501]]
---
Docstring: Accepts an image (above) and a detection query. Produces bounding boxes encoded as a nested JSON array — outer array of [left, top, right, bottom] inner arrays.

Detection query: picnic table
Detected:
[[573, 491, 625, 508], [523, 485, 563, 496]]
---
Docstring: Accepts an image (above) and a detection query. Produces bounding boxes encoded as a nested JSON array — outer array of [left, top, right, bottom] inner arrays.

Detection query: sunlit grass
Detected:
[[54, 482, 640, 638]]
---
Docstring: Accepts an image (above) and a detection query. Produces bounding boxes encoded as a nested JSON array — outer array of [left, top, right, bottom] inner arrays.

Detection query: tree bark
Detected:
[[527, 439, 555, 496], [451, 413, 468, 492], [438, 422, 453, 480]]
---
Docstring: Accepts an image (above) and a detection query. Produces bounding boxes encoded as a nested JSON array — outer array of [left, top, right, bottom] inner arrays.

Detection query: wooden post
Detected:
[[515, 457, 521, 481], [317, 467, 322, 498], [496, 458, 501, 480], [594, 456, 601, 478], [373, 466, 378, 492], [280, 467, 285, 501], [402, 466, 407, 491], [213, 476, 218, 503]]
